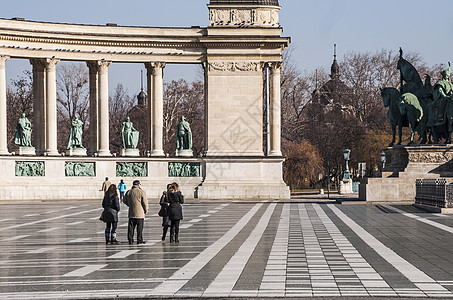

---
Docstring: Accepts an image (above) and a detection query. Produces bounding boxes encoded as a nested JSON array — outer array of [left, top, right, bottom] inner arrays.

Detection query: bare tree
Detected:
[[109, 84, 135, 154], [6, 70, 33, 149], [163, 79, 204, 156], [56, 63, 89, 151]]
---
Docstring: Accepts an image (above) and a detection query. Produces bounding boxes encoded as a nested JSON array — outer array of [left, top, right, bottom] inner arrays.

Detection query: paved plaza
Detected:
[[1, 199, 453, 299]]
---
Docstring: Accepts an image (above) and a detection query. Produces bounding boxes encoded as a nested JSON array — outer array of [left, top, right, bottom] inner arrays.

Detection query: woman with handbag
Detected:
[[159, 183, 172, 241], [167, 182, 184, 243], [102, 184, 121, 245]]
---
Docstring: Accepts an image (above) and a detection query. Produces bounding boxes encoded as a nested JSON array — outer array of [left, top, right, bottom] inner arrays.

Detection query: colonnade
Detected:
[[0, 56, 282, 157], [0, 57, 167, 157]]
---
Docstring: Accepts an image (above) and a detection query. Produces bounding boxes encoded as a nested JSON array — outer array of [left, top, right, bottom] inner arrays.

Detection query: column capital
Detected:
[[86, 61, 99, 72], [145, 62, 166, 75], [30, 58, 47, 70], [0, 56, 9, 64], [45, 58, 60, 70], [268, 61, 282, 71], [97, 60, 112, 75]]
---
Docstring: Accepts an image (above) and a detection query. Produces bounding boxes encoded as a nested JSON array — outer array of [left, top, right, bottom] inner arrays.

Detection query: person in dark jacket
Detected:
[[159, 183, 172, 241], [102, 184, 120, 245], [167, 182, 184, 243]]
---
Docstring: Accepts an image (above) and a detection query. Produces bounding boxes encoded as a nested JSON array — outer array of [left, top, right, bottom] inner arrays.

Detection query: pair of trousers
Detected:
[[170, 219, 180, 237], [105, 222, 118, 241], [128, 218, 144, 243]]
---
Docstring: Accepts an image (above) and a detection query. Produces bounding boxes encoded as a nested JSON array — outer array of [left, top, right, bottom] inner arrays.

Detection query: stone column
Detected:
[[0, 56, 9, 155], [86, 61, 99, 156], [45, 58, 59, 156], [97, 60, 111, 156], [30, 59, 47, 155], [269, 62, 282, 156], [149, 62, 165, 157], [144, 63, 153, 154]]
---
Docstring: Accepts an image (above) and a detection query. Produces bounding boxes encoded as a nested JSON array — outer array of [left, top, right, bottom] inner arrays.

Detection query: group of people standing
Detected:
[[100, 177, 184, 245], [159, 182, 184, 243]]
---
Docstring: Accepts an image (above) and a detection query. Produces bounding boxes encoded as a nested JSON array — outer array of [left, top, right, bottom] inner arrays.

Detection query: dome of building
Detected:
[[137, 90, 146, 107], [312, 45, 353, 108]]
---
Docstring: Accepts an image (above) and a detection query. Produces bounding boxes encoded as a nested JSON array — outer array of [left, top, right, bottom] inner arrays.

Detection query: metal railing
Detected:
[[415, 179, 453, 208]]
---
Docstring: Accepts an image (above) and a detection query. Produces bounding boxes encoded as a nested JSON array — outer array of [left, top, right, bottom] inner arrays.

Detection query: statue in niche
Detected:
[[67, 116, 84, 149], [121, 116, 139, 149], [176, 116, 192, 151], [14, 113, 32, 147]]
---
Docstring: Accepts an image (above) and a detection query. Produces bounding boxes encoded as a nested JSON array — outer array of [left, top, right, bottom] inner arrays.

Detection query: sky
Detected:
[[1, 0, 453, 97]]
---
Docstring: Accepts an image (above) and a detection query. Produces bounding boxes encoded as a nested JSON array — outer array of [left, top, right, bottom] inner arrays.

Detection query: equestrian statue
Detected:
[[382, 48, 453, 145]]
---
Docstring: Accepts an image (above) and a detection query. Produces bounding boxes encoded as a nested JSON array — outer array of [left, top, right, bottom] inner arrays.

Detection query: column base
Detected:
[[151, 149, 165, 157], [45, 149, 60, 156], [97, 149, 112, 157], [269, 150, 282, 156], [0, 148, 11, 155]]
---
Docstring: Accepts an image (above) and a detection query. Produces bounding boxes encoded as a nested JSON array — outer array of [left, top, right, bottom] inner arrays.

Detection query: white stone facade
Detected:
[[0, 2, 290, 201]]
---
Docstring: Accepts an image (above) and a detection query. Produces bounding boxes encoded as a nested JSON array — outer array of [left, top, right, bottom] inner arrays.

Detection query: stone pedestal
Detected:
[[176, 149, 193, 157], [66, 148, 87, 156], [120, 148, 140, 157], [14, 146, 36, 156], [339, 179, 353, 194], [359, 145, 453, 203]]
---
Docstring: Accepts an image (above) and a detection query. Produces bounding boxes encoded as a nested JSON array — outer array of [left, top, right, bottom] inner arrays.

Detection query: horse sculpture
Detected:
[[383, 49, 453, 145], [381, 87, 407, 146], [399, 93, 425, 145]]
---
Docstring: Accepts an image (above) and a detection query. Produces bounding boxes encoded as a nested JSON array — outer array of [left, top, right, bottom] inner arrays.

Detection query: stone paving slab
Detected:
[[0, 200, 453, 299]]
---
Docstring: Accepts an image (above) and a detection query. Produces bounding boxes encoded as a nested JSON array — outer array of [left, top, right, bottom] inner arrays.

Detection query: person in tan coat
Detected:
[[123, 180, 148, 244]]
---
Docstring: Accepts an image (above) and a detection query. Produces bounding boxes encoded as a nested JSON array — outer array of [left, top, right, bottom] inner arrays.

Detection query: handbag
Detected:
[[99, 210, 105, 222], [158, 206, 166, 217]]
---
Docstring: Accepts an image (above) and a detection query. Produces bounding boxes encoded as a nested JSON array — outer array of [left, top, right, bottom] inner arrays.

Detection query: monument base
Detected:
[[339, 179, 353, 194], [0, 156, 290, 201], [66, 148, 87, 156], [176, 149, 193, 157], [360, 145, 453, 203], [120, 148, 140, 157], [14, 146, 35, 156]]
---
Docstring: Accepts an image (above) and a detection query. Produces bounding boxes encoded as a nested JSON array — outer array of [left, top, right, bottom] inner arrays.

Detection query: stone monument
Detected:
[[176, 116, 193, 157], [66, 116, 86, 156], [360, 49, 453, 203], [121, 116, 139, 157], [0, 0, 290, 201], [14, 113, 35, 155]]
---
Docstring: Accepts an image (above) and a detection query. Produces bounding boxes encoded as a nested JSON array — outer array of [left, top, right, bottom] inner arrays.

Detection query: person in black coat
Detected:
[[159, 183, 172, 241], [167, 182, 184, 243], [102, 184, 120, 245]]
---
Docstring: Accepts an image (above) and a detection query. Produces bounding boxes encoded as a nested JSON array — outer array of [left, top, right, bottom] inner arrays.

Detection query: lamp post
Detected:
[[343, 149, 351, 180], [380, 152, 386, 169]]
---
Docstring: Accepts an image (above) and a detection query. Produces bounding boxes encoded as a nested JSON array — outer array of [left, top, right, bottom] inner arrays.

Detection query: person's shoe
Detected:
[[137, 241, 146, 245], [111, 240, 121, 245], [128, 240, 133, 245], [106, 241, 110, 245], [170, 235, 174, 243], [161, 235, 165, 241], [175, 234, 179, 243]]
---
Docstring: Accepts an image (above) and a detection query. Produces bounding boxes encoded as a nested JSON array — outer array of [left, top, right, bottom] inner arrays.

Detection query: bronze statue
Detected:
[[14, 113, 33, 147]]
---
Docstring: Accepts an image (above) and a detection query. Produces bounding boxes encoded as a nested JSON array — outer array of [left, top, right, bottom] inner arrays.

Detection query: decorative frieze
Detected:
[[116, 162, 148, 177], [208, 61, 260, 72], [209, 7, 279, 27], [65, 162, 95, 177], [168, 162, 201, 177], [409, 152, 453, 163], [15, 161, 45, 176]]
